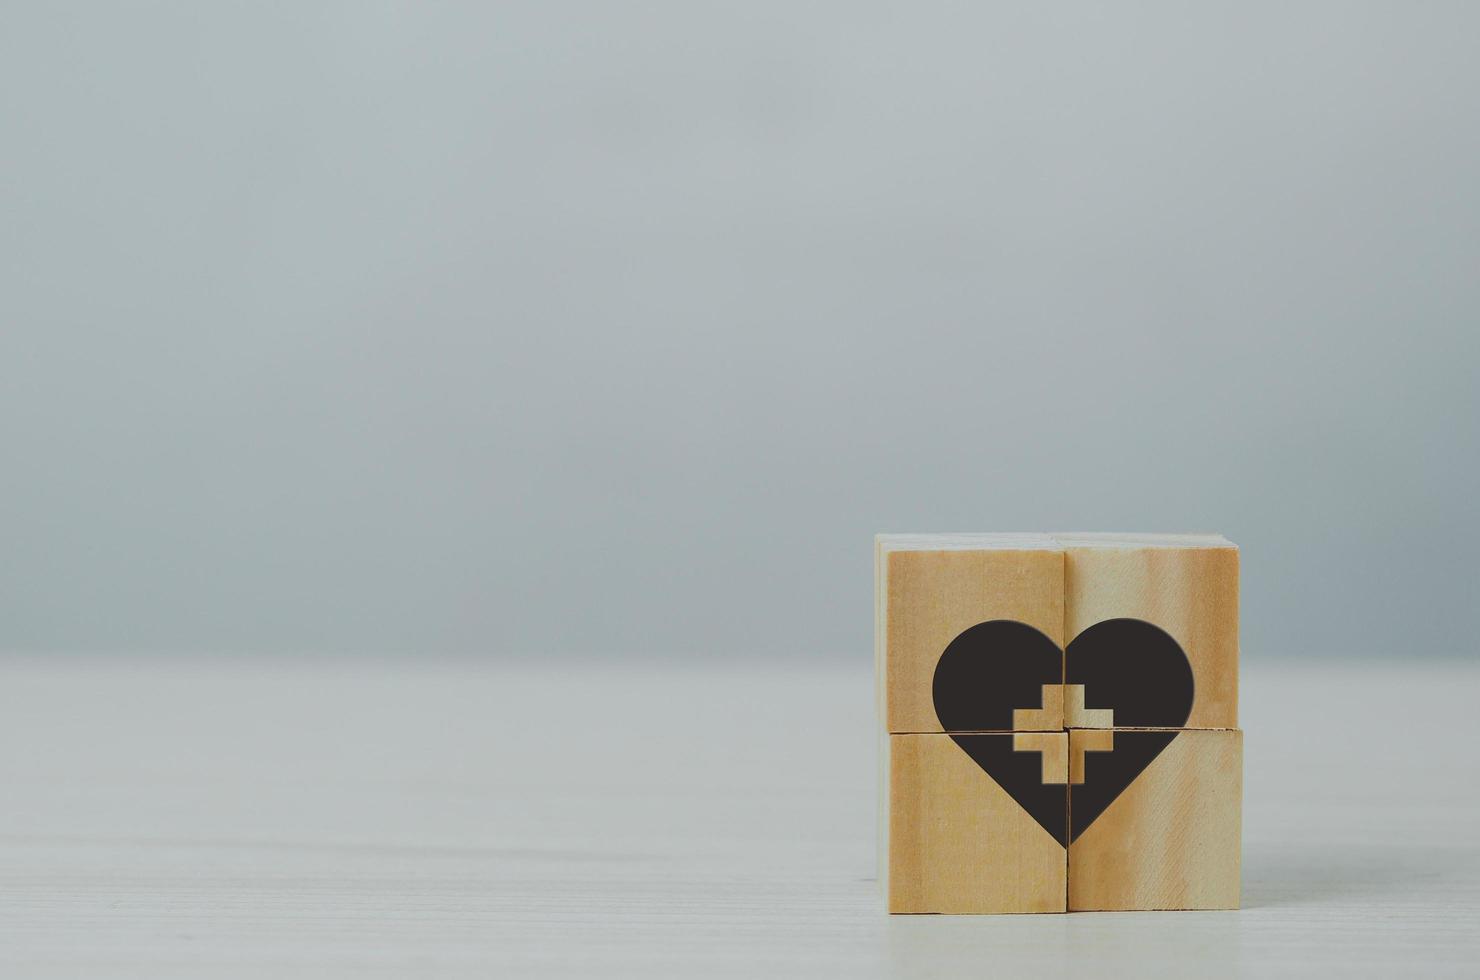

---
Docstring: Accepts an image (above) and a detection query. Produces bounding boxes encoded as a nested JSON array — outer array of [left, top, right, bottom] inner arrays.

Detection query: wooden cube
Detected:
[[1056, 533, 1239, 729], [1068, 728, 1242, 910], [876, 532, 1242, 915], [884, 732, 1067, 913], [876, 534, 1064, 733]]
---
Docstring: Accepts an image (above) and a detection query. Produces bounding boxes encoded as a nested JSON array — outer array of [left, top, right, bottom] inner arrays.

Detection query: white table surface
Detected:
[[2, 656, 1477, 978]]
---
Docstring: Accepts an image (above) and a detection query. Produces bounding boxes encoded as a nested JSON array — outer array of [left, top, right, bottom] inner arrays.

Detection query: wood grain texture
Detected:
[[1057, 534, 1239, 729], [1070, 729, 1242, 911], [887, 734, 1066, 913], [880, 539, 1064, 733], [0, 658, 1476, 978]]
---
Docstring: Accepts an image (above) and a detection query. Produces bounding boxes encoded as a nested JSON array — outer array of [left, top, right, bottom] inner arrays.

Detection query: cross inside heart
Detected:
[[932, 619, 1195, 846]]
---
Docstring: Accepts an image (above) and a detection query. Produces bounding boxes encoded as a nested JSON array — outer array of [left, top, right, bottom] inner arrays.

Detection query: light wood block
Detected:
[[1068, 728, 1242, 911], [885, 732, 1067, 913], [876, 532, 1242, 915], [1056, 533, 1239, 730], [877, 534, 1064, 733]]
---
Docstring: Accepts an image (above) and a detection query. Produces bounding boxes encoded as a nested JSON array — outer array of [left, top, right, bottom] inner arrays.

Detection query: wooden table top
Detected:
[[2, 655, 1476, 978]]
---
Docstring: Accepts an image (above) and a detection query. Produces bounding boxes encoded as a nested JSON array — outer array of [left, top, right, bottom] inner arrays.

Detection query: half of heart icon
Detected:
[[932, 618, 1195, 845]]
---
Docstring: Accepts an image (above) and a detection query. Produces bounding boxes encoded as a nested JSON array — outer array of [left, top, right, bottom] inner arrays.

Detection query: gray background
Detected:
[[3, 3, 1476, 661]]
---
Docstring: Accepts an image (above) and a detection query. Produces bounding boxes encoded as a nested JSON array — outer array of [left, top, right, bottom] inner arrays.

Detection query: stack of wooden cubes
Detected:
[[876, 533, 1242, 913]]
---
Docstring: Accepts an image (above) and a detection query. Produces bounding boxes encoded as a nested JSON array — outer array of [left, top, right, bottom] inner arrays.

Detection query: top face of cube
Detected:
[[877, 533, 1238, 733]]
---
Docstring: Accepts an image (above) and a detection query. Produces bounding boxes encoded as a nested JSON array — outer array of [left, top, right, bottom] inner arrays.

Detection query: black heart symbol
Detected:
[[932, 618, 1194, 846]]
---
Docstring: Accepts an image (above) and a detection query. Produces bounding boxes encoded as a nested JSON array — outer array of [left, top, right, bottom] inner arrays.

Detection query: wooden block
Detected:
[[1055, 533, 1239, 729], [877, 534, 1065, 733], [1068, 728, 1242, 911], [875, 532, 1242, 915], [885, 732, 1067, 913]]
